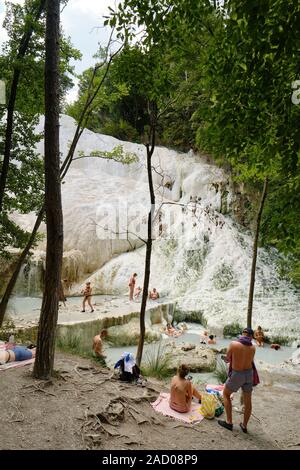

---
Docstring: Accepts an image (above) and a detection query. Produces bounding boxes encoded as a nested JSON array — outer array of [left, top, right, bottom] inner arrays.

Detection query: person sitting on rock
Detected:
[[149, 288, 160, 300], [208, 334, 216, 345], [169, 364, 202, 413], [254, 326, 265, 347], [270, 343, 281, 350], [134, 286, 142, 301], [165, 323, 182, 337], [92, 330, 107, 359], [0, 344, 36, 365]]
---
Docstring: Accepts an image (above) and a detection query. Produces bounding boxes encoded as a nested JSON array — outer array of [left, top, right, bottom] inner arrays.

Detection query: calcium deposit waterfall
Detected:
[[11, 115, 300, 343]]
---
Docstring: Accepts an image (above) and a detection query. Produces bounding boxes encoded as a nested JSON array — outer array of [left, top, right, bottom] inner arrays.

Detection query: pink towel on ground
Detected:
[[151, 392, 204, 424], [0, 358, 35, 371]]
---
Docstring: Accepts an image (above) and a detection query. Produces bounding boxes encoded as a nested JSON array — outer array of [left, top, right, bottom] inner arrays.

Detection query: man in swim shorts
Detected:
[[218, 327, 256, 434]]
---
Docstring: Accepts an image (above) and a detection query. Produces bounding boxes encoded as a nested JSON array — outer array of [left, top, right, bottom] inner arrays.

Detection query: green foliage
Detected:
[[142, 341, 172, 379], [0, 0, 81, 258], [213, 358, 228, 384], [223, 322, 243, 338], [0, 318, 16, 341], [56, 331, 105, 364], [78, 145, 139, 165]]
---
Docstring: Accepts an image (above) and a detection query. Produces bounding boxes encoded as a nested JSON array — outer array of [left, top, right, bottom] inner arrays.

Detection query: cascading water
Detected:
[[9, 115, 300, 343]]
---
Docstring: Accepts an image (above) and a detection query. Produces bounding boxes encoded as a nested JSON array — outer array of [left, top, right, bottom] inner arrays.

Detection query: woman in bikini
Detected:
[[82, 282, 94, 313]]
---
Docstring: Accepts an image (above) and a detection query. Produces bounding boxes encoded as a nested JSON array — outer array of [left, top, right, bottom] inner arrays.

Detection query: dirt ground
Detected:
[[0, 352, 299, 451]]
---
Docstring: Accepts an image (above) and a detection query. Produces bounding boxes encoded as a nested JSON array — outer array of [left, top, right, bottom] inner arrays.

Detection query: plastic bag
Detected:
[[200, 392, 217, 419]]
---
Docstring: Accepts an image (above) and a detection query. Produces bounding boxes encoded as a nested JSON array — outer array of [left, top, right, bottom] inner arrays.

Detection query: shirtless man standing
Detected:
[[92, 330, 107, 358], [82, 282, 94, 313], [218, 327, 256, 433]]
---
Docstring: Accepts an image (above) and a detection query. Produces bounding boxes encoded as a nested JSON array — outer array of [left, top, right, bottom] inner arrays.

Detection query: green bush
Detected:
[[142, 341, 172, 380], [213, 358, 228, 384], [0, 318, 16, 341], [223, 322, 243, 338], [56, 332, 108, 365]]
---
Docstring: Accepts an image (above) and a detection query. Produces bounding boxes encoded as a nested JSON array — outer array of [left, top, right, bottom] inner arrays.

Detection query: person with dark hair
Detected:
[[128, 273, 137, 301], [270, 343, 281, 350], [169, 364, 202, 413], [208, 334, 216, 345], [218, 327, 257, 434]]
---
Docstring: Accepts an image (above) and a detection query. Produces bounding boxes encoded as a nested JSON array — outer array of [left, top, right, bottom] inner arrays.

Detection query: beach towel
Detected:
[[0, 358, 35, 371], [151, 392, 204, 424]]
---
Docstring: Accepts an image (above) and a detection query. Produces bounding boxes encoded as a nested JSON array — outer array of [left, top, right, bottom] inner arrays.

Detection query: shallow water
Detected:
[[6, 298, 296, 368]]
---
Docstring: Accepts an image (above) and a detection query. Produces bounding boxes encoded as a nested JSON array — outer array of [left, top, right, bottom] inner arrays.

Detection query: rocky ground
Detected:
[[0, 352, 299, 451]]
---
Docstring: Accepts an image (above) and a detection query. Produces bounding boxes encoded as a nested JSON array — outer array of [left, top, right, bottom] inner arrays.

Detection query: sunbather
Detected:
[[170, 364, 202, 413], [0, 345, 36, 364]]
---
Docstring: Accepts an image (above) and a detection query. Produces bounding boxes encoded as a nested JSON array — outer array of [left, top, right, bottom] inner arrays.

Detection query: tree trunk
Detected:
[[0, 206, 44, 326], [0, 0, 46, 213], [247, 177, 268, 328], [136, 128, 156, 367], [33, 0, 62, 380]]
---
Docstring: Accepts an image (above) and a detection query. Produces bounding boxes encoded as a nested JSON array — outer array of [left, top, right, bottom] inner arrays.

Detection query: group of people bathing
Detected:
[[128, 273, 159, 302]]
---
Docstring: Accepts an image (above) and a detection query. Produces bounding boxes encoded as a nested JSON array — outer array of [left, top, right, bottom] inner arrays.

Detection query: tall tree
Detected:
[[0, 0, 46, 213], [33, 0, 62, 379]]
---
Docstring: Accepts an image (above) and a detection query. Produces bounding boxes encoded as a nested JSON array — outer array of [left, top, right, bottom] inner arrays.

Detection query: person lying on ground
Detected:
[[208, 334, 216, 345], [149, 288, 160, 300], [169, 364, 202, 413], [92, 329, 108, 358], [254, 326, 265, 347], [0, 345, 36, 364], [165, 323, 182, 337]]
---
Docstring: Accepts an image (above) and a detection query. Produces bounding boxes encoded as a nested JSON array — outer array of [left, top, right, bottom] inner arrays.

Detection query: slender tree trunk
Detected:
[[136, 126, 156, 367], [33, 0, 62, 380], [247, 177, 268, 328], [0, 206, 44, 326], [0, 0, 46, 213]]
